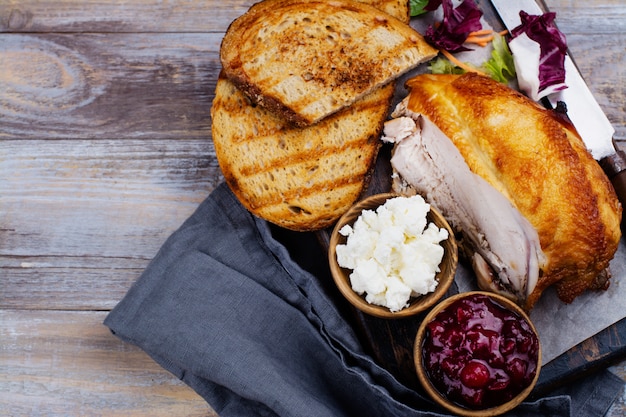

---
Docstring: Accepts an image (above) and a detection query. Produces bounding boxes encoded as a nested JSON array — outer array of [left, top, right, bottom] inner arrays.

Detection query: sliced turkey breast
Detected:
[[382, 114, 545, 303], [383, 73, 621, 310]]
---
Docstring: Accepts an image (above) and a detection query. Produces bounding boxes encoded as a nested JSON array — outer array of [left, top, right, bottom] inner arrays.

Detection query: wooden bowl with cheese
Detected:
[[328, 193, 458, 319]]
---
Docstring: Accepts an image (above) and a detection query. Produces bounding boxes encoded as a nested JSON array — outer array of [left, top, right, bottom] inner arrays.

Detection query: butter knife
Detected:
[[490, 0, 626, 226]]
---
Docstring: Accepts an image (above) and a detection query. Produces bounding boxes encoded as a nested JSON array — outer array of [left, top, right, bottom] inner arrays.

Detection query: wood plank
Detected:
[[0, 139, 223, 310], [607, 363, 626, 416], [1, 33, 623, 143], [0, 33, 221, 139], [532, 318, 626, 397], [547, 0, 626, 34], [1, 258, 146, 310], [0, 34, 626, 140], [1, 139, 222, 259], [0, 0, 254, 33], [0, 309, 215, 417], [1, 0, 624, 35]]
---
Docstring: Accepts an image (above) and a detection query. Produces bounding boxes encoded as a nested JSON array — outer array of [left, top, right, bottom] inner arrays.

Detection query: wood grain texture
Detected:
[[562, 34, 626, 139], [0, 5, 624, 142], [546, 0, 626, 34], [0, 0, 255, 33], [0, 139, 222, 310], [1, 0, 624, 34], [607, 363, 626, 417], [0, 33, 221, 139], [0, 310, 215, 417], [1, 0, 625, 416]]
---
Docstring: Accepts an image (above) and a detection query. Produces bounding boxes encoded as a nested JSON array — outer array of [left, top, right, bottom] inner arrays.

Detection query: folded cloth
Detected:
[[104, 182, 622, 417]]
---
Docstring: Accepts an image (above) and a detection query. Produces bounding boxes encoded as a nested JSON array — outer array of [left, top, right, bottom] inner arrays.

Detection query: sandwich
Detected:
[[382, 73, 622, 310], [212, 0, 437, 231]]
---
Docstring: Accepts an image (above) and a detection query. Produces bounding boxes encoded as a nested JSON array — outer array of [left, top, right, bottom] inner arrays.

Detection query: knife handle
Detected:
[[599, 142, 626, 234]]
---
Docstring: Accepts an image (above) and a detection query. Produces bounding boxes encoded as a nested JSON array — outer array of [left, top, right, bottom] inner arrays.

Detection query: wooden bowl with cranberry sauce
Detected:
[[414, 291, 541, 416]]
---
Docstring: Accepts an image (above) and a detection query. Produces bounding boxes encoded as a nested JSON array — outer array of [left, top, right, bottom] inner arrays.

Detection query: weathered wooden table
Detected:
[[1, 1, 625, 416]]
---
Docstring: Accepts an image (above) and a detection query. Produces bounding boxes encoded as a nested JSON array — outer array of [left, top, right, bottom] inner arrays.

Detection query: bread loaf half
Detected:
[[220, 0, 437, 126]]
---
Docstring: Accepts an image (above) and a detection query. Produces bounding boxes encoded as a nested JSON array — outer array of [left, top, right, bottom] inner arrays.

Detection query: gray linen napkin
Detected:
[[104, 183, 622, 417]]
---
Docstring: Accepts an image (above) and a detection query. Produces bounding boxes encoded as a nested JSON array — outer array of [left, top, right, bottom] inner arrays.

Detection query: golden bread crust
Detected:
[[211, 0, 415, 231], [404, 73, 621, 309], [211, 74, 390, 231], [220, 0, 436, 126], [366, 0, 410, 23]]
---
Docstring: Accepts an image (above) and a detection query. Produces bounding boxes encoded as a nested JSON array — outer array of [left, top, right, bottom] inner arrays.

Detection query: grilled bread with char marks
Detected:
[[212, 0, 421, 231], [219, 0, 436, 127], [211, 74, 393, 231]]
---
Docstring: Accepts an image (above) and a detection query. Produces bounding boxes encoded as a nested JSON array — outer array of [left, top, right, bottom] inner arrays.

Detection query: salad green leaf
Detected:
[[509, 11, 567, 100], [409, 0, 432, 17], [482, 33, 516, 83], [429, 57, 467, 75]]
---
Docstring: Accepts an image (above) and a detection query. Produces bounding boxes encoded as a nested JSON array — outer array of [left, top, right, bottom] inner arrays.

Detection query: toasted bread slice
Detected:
[[212, 0, 414, 231], [211, 73, 392, 231], [366, 0, 410, 23], [220, 0, 437, 127]]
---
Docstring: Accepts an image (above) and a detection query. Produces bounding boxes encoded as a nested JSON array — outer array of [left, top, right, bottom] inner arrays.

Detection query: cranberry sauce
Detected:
[[421, 293, 539, 410]]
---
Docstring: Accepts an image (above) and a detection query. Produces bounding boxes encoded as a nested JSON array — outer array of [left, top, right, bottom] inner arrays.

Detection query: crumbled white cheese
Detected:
[[336, 195, 449, 312]]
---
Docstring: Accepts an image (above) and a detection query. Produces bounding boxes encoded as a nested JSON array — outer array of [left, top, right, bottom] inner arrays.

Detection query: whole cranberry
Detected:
[[460, 360, 490, 388]]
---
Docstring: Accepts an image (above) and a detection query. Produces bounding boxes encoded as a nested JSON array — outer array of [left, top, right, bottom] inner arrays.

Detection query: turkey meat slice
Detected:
[[382, 113, 546, 303]]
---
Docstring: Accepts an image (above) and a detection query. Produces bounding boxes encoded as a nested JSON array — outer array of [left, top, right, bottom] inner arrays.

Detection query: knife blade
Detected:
[[490, 0, 626, 227]]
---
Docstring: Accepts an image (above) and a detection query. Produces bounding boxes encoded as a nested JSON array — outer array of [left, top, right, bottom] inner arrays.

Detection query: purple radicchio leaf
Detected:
[[424, 0, 442, 11], [425, 0, 483, 53], [510, 11, 568, 98]]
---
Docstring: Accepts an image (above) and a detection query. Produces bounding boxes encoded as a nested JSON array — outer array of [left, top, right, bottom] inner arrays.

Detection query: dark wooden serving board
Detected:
[[311, 146, 626, 399]]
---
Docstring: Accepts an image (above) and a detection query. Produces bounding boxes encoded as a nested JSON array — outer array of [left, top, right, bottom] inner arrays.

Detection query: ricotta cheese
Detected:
[[336, 195, 449, 312]]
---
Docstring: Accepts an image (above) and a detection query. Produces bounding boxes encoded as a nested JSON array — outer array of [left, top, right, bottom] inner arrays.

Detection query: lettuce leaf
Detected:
[[409, 0, 437, 17], [482, 33, 516, 83], [429, 57, 467, 75]]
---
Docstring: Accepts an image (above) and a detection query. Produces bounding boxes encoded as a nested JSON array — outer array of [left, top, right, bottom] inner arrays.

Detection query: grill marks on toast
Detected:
[[235, 146, 376, 205], [211, 76, 391, 231], [212, 0, 422, 231], [220, 0, 436, 126], [236, 138, 374, 178]]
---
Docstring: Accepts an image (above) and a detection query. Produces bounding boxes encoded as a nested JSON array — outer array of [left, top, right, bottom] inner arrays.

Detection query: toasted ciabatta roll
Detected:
[[384, 73, 621, 310], [211, 74, 392, 231], [220, 0, 436, 127]]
